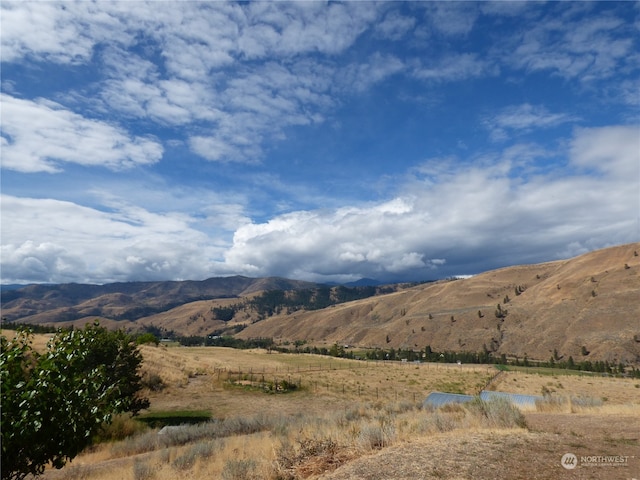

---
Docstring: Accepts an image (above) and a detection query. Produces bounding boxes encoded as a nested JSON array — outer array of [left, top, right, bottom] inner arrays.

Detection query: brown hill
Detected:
[[236, 243, 640, 364], [0, 276, 318, 330], [3, 244, 639, 364]]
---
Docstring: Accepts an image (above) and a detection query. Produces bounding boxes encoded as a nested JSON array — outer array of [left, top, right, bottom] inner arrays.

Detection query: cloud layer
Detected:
[[1, 1, 638, 284], [2, 125, 637, 284]]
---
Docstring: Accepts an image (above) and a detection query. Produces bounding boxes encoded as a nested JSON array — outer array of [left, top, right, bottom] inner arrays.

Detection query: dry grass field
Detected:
[[23, 342, 639, 480]]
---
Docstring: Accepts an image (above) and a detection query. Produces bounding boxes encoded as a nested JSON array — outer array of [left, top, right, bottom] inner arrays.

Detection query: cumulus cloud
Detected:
[[1, 94, 163, 173], [0, 1, 130, 63], [221, 125, 639, 282], [2, 2, 638, 285], [0, 195, 227, 284], [1, 121, 636, 284], [1, 2, 384, 165], [569, 125, 640, 179]]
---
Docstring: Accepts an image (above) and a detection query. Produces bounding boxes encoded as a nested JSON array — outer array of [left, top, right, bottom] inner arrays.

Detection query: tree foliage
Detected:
[[1, 323, 149, 480]]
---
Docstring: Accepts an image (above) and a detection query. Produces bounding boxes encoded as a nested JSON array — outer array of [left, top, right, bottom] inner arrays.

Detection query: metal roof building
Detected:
[[423, 390, 542, 409], [423, 392, 474, 407], [479, 390, 542, 409]]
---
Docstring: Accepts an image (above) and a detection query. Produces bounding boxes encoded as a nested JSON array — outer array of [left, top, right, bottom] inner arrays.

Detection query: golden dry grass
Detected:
[[28, 343, 640, 480], [489, 370, 640, 404], [238, 242, 640, 364], [138, 345, 494, 416]]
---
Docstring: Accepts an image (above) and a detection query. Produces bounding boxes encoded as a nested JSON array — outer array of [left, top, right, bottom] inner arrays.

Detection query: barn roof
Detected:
[[423, 390, 542, 409], [423, 391, 474, 407], [479, 390, 542, 408]]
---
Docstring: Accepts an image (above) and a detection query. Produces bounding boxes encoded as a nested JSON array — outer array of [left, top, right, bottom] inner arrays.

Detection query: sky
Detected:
[[1, 1, 639, 285]]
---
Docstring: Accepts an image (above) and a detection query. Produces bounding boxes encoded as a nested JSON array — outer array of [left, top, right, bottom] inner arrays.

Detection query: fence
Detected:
[[206, 361, 492, 404]]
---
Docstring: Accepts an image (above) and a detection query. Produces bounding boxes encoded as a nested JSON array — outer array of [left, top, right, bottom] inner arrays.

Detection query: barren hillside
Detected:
[[237, 243, 640, 364], [0, 276, 318, 331], [3, 243, 639, 364]]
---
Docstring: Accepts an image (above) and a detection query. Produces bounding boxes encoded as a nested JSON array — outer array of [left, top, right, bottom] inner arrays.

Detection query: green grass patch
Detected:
[[136, 410, 212, 428]]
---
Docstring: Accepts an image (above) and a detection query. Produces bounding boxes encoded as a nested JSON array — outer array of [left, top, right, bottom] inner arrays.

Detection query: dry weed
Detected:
[[535, 394, 603, 413]]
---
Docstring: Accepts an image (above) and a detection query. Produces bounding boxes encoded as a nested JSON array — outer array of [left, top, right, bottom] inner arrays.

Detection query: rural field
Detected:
[[30, 342, 640, 480]]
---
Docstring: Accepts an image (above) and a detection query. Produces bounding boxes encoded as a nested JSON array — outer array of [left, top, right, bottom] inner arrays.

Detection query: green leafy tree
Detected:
[[1, 323, 149, 480]]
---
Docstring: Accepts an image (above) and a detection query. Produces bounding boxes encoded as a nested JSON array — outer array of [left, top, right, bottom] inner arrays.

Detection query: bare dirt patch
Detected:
[[320, 411, 640, 480]]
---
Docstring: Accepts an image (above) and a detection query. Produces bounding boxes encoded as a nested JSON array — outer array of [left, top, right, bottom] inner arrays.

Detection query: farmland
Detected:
[[31, 343, 640, 480]]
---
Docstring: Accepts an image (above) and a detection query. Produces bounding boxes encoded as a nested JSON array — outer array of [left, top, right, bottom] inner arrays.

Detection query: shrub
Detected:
[[275, 437, 350, 480], [357, 419, 396, 450], [94, 414, 148, 443], [142, 373, 165, 392], [466, 397, 527, 429], [221, 459, 258, 480], [112, 413, 274, 458], [413, 411, 457, 434], [133, 460, 155, 480], [171, 450, 196, 471]]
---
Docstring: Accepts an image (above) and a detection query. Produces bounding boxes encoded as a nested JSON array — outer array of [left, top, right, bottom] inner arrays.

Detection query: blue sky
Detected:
[[1, 1, 639, 285]]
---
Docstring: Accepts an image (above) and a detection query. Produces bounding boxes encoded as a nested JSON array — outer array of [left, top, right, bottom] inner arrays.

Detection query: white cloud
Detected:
[[186, 61, 335, 162], [339, 53, 405, 92], [485, 103, 579, 141], [507, 7, 636, 82], [480, 1, 532, 17], [1, 94, 163, 173], [0, 1, 129, 64], [570, 125, 640, 179], [0, 194, 228, 284], [1, 2, 384, 165], [375, 11, 416, 40], [413, 53, 496, 82], [425, 2, 479, 37], [221, 125, 639, 281], [239, 2, 382, 57], [2, 3, 638, 285]]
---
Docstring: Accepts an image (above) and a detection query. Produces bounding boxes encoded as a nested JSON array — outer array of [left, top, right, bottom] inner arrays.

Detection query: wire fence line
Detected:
[[211, 360, 490, 377], [207, 361, 492, 403]]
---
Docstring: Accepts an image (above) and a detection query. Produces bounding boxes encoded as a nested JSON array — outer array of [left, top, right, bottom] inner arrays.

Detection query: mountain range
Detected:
[[2, 243, 639, 364]]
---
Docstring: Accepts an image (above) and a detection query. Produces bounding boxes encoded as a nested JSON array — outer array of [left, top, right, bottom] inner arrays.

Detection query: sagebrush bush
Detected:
[[222, 459, 259, 480], [94, 414, 149, 444], [142, 372, 165, 392], [466, 397, 527, 429], [111, 413, 275, 457], [171, 450, 196, 471], [423, 411, 458, 433], [357, 419, 396, 450], [133, 459, 155, 480]]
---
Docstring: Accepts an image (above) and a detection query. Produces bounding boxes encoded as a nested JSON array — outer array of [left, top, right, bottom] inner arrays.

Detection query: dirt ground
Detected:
[[320, 411, 640, 480], [17, 343, 640, 480]]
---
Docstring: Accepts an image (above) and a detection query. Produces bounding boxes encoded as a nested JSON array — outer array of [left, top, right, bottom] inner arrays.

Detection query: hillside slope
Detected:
[[237, 243, 640, 364], [0, 276, 318, 329]]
